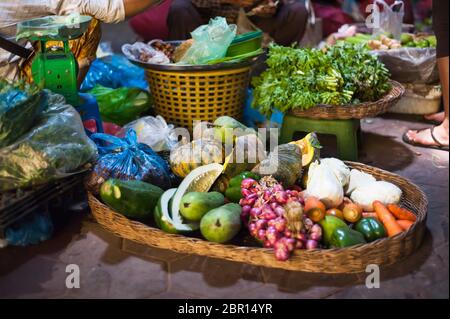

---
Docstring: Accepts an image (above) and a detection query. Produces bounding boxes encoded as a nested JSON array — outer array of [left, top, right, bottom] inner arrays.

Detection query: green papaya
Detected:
[[180, 191, 225, 222], [100, 179, 164, 219], [200, 203, 242, 243]]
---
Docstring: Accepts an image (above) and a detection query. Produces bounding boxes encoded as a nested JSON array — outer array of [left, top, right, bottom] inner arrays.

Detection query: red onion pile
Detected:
[[239, 177, 322, 261]]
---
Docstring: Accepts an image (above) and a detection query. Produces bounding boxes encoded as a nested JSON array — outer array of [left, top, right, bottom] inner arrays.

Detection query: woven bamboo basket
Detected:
[[289, 80, 405, 120], [87, 162, 427, 274]]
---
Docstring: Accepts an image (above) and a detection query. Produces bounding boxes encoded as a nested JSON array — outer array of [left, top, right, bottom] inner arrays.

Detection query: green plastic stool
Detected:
[[280, 114, 360, 161]]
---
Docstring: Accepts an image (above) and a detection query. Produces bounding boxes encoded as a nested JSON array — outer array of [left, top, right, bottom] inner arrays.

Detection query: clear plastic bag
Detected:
[[0, 91, 97, 192], [121, 42, 171, 65], [372, 0, 404, 40], [179, 17, 237, 65], [0, 81, 43, 148], [86, 129, 177, 194], [88, 85, 153, 126], [120, 116, 178, 152], [80, 54, 148, 92], [372, 47, 438, 83]]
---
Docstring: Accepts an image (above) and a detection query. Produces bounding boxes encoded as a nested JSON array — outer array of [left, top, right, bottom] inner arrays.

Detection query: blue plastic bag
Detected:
[[6, 212, 53, 247], [87, 129, 176, 193], [80, 55, 148, 92]]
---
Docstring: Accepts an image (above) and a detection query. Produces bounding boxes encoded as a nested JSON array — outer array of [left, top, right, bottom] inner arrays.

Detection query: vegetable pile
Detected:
[[94, 116, 419, 263], [252, 43, 391, 116]]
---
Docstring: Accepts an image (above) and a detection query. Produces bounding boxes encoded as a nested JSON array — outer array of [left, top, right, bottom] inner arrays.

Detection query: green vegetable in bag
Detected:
[[0, 91, 97, 192], [88, 85, 152, 126], [0, 81, 42, 148]]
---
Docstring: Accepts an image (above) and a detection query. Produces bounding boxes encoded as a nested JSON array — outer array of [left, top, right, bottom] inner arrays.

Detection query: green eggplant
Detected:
[[355, 218, 387, 242], [330, 227, 367, 248], [225, 171, 260, 203], [319, 215, 348, 246]]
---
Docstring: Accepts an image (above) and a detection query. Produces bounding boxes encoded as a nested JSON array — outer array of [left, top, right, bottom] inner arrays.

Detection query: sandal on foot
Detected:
[[402, 126, 449, 151]]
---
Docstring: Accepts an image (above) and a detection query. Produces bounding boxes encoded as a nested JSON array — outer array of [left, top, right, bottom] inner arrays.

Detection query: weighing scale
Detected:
[[16, 15, 93, 106]]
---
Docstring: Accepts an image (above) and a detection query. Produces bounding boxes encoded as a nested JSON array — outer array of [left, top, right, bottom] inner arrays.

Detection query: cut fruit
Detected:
[[289, 132, 321, 167], [154, 188, 198, 233], [171, 163, 224, 229], [154, 189, 179, 234]]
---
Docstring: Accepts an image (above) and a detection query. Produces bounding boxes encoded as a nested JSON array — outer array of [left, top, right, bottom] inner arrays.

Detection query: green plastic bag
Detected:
[[88, 85, 152, 126]]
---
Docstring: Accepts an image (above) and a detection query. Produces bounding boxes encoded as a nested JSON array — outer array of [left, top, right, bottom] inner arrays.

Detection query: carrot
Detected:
[[397, 220, 414, 231], [373, 201, 403, 237], [362, 212, 378, 219], [387, 204, 417, 222]]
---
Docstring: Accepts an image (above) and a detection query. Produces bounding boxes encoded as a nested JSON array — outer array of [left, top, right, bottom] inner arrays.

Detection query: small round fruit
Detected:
[[343, 203, 363, 223], [326, 208, 344, 220], [305, 197, 326, 223]]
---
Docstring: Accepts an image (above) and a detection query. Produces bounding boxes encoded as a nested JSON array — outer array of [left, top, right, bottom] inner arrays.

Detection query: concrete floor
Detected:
[[0, 114, 448, 299], [0, 23, 448, 299]]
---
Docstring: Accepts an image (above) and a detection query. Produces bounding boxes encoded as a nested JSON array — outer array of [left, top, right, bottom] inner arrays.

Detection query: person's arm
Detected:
[[193, 0, 257, 8], [55, 0, 165, 23], [123, 0, 165, 18]]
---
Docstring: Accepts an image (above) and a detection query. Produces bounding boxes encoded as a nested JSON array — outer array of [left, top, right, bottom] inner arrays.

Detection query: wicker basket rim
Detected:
[[290, 80, 405, 113], [88, 161, 428, 256]]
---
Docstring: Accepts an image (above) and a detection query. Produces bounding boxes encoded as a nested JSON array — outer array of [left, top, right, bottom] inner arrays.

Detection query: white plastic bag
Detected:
[[372, 0, 404, 40], [121, 42, 170, 64], [121, 116, 178, 152], [179, 17, 237, 65]]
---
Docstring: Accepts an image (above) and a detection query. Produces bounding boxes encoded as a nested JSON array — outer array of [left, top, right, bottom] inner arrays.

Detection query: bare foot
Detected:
[[424, 111, 445, 123], [406, 123, 449, 147]]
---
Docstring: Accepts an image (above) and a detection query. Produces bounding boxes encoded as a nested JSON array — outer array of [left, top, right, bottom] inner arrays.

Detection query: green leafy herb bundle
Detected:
[[251, 43, 391, 117]]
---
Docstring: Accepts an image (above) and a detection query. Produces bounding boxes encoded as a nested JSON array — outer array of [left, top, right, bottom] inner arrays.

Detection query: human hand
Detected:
[[221, 0, 259, 8], [247, 0, 279, 17]]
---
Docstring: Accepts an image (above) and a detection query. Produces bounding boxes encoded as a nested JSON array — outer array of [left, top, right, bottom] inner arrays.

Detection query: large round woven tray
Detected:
[[289, 80, 405, 120], [87, 162, 427, 273]]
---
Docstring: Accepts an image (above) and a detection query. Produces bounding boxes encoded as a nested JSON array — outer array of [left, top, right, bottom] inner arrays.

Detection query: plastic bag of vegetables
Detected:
[[0, 80, 43, 148], [86, 129, 177, 194], [0, 91, 97, 192]]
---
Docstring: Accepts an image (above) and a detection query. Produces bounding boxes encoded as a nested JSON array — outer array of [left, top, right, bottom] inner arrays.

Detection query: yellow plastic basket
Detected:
[[145, 66, 251, 131]]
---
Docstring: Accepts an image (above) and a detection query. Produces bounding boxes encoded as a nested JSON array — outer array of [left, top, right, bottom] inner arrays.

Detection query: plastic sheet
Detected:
[[0, 91, 97, 192], [120, 116, 178, 152], [5, 212, 53, 246], [87, 129, 176, 193], [0, 81, 43, 148], [179, 17, 237, 65], [88, 85, 153, 126], [80, 55, 148, 92], [372, 47, 438, 83]]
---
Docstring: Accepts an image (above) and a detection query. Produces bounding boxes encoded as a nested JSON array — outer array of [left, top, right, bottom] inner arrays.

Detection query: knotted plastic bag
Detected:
[[120, 116, 178, 152], [86, 129, 176, 194], [80, 54, 148, 92], [371, 0, 404, 40], [179, 17, 237, 65], [87, 85, 153, 126], [6, 212, 53, 247]]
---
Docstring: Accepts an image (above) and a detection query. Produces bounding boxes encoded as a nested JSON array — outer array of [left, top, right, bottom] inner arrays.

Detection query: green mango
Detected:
[[180, 191, 225, 222], [400, 33, 413, 45], [319, 215, 348, 246], [330, 227, 367, 248], [200, 203, 242, 243], [355, 218, 387, 242]]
